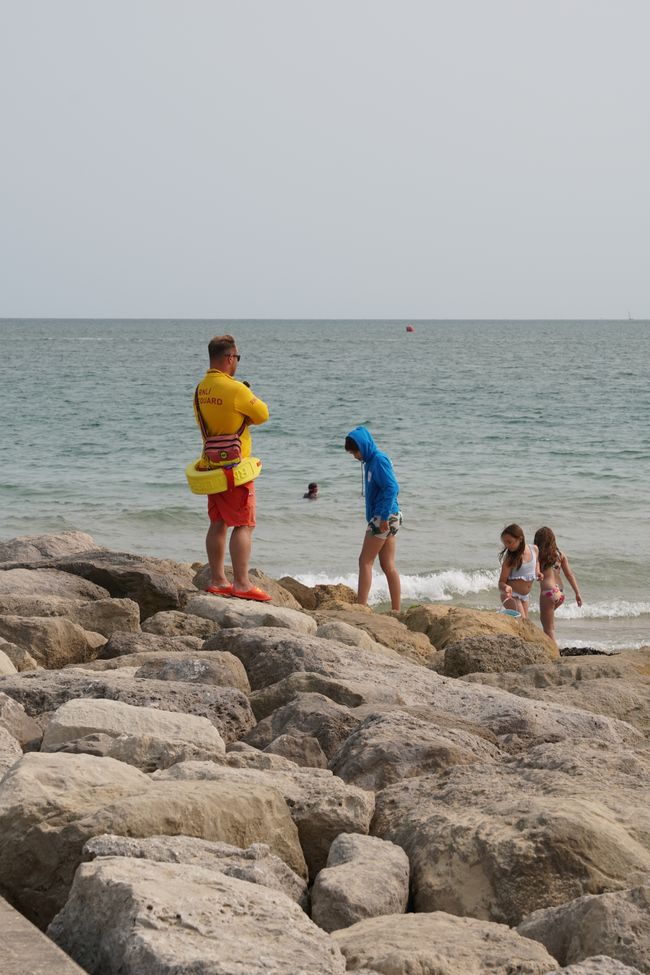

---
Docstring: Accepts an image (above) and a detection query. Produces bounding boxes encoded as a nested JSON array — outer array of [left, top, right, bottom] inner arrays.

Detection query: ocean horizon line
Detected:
[[1, 317, 649, 325]]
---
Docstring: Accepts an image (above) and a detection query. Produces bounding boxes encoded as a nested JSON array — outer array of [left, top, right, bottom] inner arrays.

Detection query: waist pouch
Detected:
[[203, 430, 245, 467], [195, 386, 247, 469]]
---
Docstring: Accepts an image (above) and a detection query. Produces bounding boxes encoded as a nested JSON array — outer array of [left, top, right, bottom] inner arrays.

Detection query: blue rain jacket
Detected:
[[347, 426, 400, 522]]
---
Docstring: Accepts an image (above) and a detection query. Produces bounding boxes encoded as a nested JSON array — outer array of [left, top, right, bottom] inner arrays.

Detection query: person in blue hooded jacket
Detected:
[[345, 426, 402, 611]]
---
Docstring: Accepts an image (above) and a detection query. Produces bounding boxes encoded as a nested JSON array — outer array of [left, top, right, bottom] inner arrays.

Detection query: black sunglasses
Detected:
[[229, 353, 241, 361]]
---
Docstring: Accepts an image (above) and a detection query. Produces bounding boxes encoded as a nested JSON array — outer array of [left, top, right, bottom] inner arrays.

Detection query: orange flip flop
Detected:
[[231, 586, 272, 602], [205, 584, 234, 597]]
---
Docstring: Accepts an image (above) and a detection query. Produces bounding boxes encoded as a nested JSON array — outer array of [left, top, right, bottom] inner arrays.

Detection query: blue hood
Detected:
[[346, 426, 378, 463]]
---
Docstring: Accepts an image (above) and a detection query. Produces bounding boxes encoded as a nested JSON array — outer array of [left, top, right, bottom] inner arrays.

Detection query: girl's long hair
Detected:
[[534, 526, 560, 571], [500, 523, 526, 569]]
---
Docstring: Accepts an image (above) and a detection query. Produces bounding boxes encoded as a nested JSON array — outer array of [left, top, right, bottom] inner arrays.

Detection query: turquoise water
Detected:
[[1, 319, 648, 650]]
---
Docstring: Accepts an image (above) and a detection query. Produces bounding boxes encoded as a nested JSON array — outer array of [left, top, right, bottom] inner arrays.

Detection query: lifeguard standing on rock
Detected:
[[193, 334, 271, 601]]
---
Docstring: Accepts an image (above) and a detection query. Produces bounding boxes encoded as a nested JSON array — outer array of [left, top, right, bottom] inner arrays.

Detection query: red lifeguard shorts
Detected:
[[207, 481, 256, 528]]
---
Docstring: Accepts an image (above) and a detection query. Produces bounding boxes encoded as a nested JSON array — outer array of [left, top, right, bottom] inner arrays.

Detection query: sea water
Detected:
[[1, 318, 648, 651]]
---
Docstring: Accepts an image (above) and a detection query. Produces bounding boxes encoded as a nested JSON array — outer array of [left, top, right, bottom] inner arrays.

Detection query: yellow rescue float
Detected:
[[185, 456, 262, 495]]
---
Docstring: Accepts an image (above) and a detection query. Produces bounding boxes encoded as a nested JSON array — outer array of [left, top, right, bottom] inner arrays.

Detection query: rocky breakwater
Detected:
[[0, 530, 648, 974]]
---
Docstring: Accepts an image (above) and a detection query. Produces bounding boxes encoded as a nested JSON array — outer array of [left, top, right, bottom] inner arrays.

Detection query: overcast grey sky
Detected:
[[1, 0, 648, 319]]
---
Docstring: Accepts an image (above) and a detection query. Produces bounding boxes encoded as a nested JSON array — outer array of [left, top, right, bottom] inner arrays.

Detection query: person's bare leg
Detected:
[[358, 533, 385, 606], [206, 520, 229, 587], [539, 595, 556, 643], [230, 526, 253, 591], [518, 597, 530, 619], [378, 535, 401, 611]]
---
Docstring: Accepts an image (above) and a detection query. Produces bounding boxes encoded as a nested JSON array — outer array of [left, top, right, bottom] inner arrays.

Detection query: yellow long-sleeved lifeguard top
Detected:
[[194, 369, 269, 461]]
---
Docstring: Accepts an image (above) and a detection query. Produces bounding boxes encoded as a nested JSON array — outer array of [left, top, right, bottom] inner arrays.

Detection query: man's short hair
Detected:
[[344, 436, 358, 452], [208, 334, 236, 361]]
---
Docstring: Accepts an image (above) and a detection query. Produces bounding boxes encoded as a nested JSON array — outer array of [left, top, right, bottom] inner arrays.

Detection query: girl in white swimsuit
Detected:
[[498, 523, 540, 620], [533, 526, 582, 645]]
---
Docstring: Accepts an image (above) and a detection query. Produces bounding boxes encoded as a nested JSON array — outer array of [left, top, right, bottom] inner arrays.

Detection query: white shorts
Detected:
[[366, 512, 403, 539]]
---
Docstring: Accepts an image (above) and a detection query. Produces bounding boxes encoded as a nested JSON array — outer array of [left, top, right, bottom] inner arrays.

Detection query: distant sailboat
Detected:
[[406, 324, 415, 333], [628, 311, 634, 320]]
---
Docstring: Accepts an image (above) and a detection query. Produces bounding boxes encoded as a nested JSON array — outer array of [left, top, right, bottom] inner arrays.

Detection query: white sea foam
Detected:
[[294, 570, 650, 622], [561, 639, 649, 652], [555, 600, 650, 620], [294, 568, 498, 605]]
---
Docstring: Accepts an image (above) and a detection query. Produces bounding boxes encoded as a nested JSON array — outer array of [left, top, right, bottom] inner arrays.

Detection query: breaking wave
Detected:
[[293, 570, 650, 620], [555, 600, 650, 621], [294, 568, 498, 605]]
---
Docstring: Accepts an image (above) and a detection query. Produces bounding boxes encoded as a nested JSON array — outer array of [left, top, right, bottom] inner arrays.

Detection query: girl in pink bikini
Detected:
[[533, 526, 583, 644]]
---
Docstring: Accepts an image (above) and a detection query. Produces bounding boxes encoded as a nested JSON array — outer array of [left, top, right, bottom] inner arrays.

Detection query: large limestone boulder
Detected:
[[372, 740, 650, 926], [0, 594, 140, 638], [141, 609, 221, 639], [84, 834, 308, 904], [0, 566, 109, 600], [193, 565, 302, 608], [78, 781, 306, 878], [277, 575, 320, 609], [311, 833, 410, 932], [0, 724, 21, 778], [63, 598, 141, 638], [517, 883, 650, 973], [465, 667, 650, 738], [0, 751, 150, 926], [216, 627, 411, 694], [331, 912, 557, 974], [0, 691, 42, 748], [264, 733, 328, 768], [481, 647, 650, 685], [0, 648, 17, 675], [0, 751, 306, 927], [401, 604, 558, 657], [70, 650, 251, 693], [0, 636, 38, 671], [249, 671, 369, 720], [47, 550, 196, 620], [41, 698, 226, 770], [0, 593, 84, 618], [0, 530, 100, 563], [217, 628, 641, 747], [316, 619, 378, 650], [316, 605, 436, 663], [134, 653, 250, 692], [544, 959, 644, 974], [329, 709, 503, 791], [279, 577, 357, 610], [0, 615, 106, 668], [245, 692, 361, 759], [48, 857, 345, 975], [155, 760, 375, 878], [0, 669, 255, 743], [444, 633, 558, 677], [226, 741, 301, 772], [187, 593, 317, 635], [98, 629, 202, 658]]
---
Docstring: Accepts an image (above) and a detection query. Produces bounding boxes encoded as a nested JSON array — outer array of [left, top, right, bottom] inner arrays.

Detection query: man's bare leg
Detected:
[[230, 525, 253, 591], [206, 520, 229, 587]]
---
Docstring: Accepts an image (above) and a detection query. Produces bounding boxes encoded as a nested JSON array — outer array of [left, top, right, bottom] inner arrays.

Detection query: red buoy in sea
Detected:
[[406, 324, 415, 333]]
